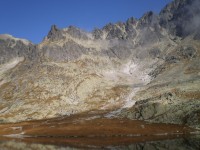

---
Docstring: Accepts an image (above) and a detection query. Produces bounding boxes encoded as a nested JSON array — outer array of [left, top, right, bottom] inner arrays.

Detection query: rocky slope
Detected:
[[0, 0, 199, 129]]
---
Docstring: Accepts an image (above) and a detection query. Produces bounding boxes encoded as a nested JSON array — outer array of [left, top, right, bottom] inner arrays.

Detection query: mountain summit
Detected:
[[0, 0, 200, 130]]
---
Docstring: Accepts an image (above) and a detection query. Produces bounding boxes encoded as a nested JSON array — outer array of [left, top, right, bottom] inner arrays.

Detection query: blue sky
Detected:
[[0, 0, 172, 44]]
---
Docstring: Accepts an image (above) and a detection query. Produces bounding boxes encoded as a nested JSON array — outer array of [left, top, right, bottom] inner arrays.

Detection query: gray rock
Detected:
[[138, 27, 164, 45], [108, 40, 132, 59], [138, 11, 160, 29], [125, 17, 137, 39], [0, 38, 37, 64], [149, 64, 167, 78], [92, 28, 103, 39], [103, 23, 126, 40], [179, 46, 197, 59], [149, 48, 161, 58], [42, 40, 89, 61], [67, 26, 89, 40], [165, 55, 179, 63], [46, 25, 64, 41], [159, 0, 200, 37], [194, 30, 200, 40]]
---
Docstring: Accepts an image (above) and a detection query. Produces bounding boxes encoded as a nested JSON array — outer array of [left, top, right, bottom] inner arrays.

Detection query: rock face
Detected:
[[0, 34, 37, 64], [159, 0, 200, 37], [0, 0, 199, 128]]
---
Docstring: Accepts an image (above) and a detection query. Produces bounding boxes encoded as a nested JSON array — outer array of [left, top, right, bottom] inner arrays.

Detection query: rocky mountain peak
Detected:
[[138, 11, 159, 28], [66, 25, 89, 40], [92, 28, 103, 39], [0, 0, 200, 130], [45, 25, 90, 42], [102, 23, 121, 39], [50, 24, 59, 32], [46, 25, 64, 41], [159, 0, 200, 38], [126, 17, 137, 26]]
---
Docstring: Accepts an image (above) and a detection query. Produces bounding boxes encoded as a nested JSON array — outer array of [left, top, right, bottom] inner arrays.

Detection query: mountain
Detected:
[[0, 0, 199, 130], [160, 0, 200, 38]]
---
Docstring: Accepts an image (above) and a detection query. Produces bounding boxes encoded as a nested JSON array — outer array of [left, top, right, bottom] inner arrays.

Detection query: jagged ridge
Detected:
[[0, 0, 199, 129]]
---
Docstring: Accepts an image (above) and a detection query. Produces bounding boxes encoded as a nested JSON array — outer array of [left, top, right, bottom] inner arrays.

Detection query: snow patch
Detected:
[[122, 61, 138, 75]]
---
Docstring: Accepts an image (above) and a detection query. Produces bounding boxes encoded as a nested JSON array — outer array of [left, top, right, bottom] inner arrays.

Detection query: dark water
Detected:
[[0, 135, 200, 150]]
